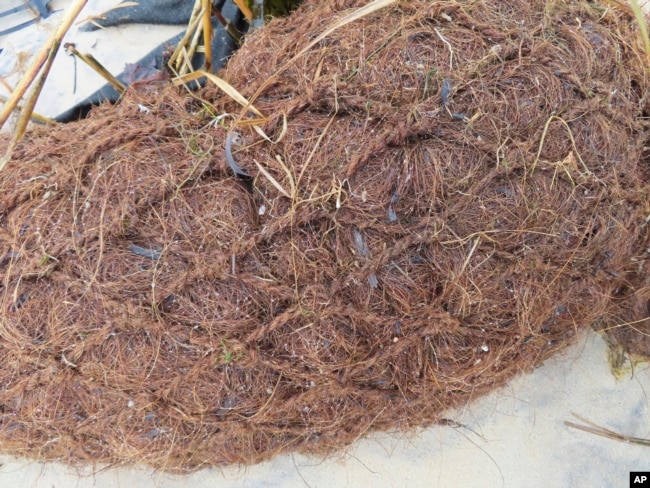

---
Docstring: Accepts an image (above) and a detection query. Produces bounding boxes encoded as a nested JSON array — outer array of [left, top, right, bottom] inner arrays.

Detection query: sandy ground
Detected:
[[1, 2, 649, 487], [0, 0, 184, 128]]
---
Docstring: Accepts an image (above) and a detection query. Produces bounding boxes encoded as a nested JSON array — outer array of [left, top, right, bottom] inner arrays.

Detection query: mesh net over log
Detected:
[[0, 0, 648, 472]]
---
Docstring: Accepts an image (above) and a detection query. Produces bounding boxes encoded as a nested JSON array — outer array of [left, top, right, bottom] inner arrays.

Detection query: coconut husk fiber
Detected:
[[1, 0, 649, 472]]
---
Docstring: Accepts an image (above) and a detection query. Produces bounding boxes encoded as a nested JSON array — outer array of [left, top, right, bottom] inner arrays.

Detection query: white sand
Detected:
[[0, 0, 184, 129]]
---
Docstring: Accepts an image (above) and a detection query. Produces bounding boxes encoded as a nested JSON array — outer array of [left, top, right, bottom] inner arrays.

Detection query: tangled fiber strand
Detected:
[[0, 0, 648, 472]]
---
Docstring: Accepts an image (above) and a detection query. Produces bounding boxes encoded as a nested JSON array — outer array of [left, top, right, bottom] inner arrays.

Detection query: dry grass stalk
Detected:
[[566, 414, 650, 447], [0, 0, 88, 169]]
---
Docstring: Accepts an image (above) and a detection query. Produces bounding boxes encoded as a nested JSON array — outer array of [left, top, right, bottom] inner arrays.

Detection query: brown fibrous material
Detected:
[[0, 0, 649, 472]]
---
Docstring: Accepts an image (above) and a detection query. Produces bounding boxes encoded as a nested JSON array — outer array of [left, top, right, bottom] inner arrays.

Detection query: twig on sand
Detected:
[[565, 413, 650, 447]]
